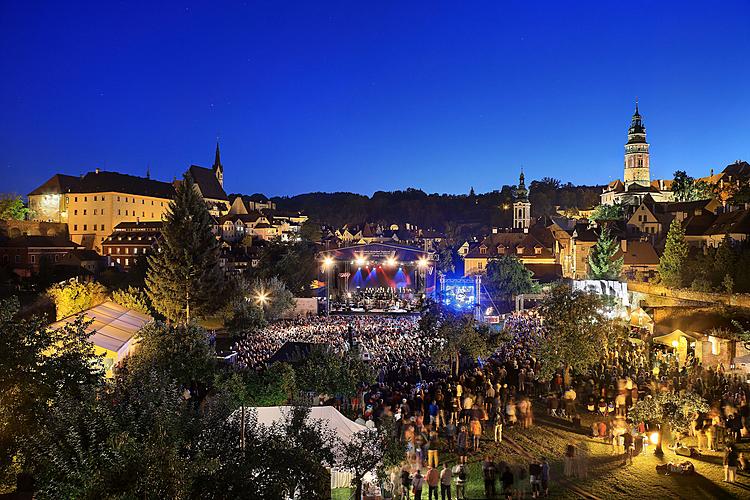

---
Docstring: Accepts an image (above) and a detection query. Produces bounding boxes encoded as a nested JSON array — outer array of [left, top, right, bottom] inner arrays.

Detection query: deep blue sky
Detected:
[[2, 1, 749, 198]]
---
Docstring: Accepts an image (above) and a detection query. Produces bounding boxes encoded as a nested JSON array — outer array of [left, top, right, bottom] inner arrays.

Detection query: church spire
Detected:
[[213, 141, 222, 170]]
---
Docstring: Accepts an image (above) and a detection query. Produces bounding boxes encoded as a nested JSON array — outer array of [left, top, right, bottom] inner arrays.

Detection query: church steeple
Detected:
[[513, 168, 531, 231], [212, 141, 224, 188]]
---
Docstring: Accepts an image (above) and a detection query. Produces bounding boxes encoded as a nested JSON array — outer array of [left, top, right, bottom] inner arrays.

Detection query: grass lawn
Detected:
[[372, 405, 750, 499]]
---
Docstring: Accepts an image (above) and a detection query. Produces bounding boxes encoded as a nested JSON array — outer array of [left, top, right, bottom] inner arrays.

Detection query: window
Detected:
[[125, 248, 129, 254], [125, 210, 128, 216], [83, 224, 87, 231], [479, 246, 487, 255], [74, 209, 78, 215], [15, 255, 20, 263], [151, 213, 154, 218], [30, 255, 36, 263], [84, 196, 87, 202], [534, 247, 542, 255], [151, 200, 154, 205], [517, 247, 524, 254], [117, 196, 120, 202], [74, 196, 78, 202], [101, 196, 105, 201], [54, 254, 60, 262], [74, 224, 78, 231], [118, 209, 121, 215], [160, 202, 164, 206], [65, 196, 69, 204], [101, 209, 104, 215], [93, 209, 98, 215], [125, 258, 129, 266], [94, 196, 97, 201], [133, 248, 138, 254], [142, 199, 145, 204], [142, 212, 145, 217], [101, 225, 105, 231], [83, 209, 87, 215], [107, 247, 111, 255], [116, 258, 121, 264]]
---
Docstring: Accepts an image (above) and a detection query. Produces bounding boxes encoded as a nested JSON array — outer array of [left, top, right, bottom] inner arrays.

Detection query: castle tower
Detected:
[[212, 141, 224, 188], [513, 170, 531, 231], [624, 100, 650, 189]]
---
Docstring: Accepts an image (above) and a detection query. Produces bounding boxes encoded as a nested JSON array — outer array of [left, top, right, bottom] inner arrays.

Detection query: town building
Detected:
[[513, 171, 532, 231], [463, 225, 557, 277], [187, 142, 231, 216], [101, 221, 162, 269], [0, 235, 83, 277]]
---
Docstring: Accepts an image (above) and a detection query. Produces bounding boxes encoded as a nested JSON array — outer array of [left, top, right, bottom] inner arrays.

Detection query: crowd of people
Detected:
[[233, 315, 443, 372]]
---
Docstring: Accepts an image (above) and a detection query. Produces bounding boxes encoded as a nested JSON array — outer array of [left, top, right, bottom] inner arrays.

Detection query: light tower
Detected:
[[513, 170, 531, 231]]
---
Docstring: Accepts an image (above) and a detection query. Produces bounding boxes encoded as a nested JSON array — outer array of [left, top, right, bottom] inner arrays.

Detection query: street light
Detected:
[[651, 429, 663, 456], [255, 290, 269, 322], [322, 256, 334, 317]]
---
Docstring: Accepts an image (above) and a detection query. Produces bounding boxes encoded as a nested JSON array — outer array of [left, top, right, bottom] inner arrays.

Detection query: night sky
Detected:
[[1, 1, 749, 197]]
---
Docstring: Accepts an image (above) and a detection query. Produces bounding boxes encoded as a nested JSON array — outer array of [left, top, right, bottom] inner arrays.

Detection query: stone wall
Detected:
[[0, 220, 69, 239], [628, 281, 750, 310]]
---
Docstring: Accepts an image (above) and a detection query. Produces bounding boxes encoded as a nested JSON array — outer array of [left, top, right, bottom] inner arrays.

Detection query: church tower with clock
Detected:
[[623, 100, 650, 189]]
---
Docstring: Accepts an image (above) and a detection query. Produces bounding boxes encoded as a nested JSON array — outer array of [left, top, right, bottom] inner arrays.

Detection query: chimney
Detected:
[[710, 168, 714, 177], [620, 239, 628, 252]]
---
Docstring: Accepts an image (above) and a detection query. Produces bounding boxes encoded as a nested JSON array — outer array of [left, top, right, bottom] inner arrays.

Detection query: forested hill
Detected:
[[272, 179, 604, 232]]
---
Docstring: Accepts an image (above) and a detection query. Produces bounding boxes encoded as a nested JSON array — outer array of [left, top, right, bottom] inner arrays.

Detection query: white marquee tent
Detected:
[[239, 405, 371, 489]]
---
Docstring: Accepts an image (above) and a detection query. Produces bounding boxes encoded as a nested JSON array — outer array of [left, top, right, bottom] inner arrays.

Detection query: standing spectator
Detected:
[[470, 417, 482, 451], [456, 425, 468, 464], [427, 426, 439, 468], [529, 461, 542, 498], [400, 466, 412, 500], [426, 466, 439, 500], [482, 456, 497, 498], [541, 457, 550, 497], [445, 420, 456, 452], [452, 463, 467, 500], [439, 463, 452, 500], [724, 444, 739, 483], [412, 470, 425, 500], [501, 466, 514, 500]]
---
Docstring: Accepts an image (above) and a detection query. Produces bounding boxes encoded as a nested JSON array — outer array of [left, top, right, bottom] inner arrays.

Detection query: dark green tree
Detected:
[[299, 220, 322, 242], [536, 283, 624, 380], [146, 174, 224, 323], [0, 194, 29, 220], [484, 255, 535, 302], [587, 229, 623, 280], [672, 170, 712, 202], [712, 234, 737, 290], [590, 203, 624, 221], [658, 219, 689, 288], [256, 240, 317, 297]]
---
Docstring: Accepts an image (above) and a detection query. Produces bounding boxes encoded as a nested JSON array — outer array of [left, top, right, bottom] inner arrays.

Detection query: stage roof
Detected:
[[319, 242, 431, 263]]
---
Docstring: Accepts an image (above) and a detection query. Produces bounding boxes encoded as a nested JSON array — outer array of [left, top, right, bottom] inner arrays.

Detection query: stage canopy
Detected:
[[319, 242, 431, 265]]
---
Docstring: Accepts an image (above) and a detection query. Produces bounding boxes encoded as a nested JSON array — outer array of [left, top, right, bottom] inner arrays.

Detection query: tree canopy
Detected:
[[0, 194, 29, 220], [46, 280, 108, 320], [658, 219, 689, 288], [146, 174, 225, 323], [484, 255, 535, 302], [587, 228, 623, 280]]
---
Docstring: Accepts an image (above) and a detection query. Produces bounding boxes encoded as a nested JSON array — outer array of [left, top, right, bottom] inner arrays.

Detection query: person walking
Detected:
[[452, 463, 467, 500], [529, 461, 542, 498], [426, 466, 439, 500], [501, 466, 514, 500], [412, 470, 425, 500], [541, 457, 550, 497], [482, 456, 497, 498], [439, 463, 452, 500], [724, 444, 739, 483], [400, 466, 412, 500]]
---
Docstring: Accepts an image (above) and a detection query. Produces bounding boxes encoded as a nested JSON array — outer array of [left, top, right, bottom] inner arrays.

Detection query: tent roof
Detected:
[[49, 300, 152, 353], [249, 405, 368, 445], [652, 329, 704, 346]]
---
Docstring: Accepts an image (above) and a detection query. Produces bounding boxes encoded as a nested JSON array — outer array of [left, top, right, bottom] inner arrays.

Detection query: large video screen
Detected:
[[442, 279, 477, 311]]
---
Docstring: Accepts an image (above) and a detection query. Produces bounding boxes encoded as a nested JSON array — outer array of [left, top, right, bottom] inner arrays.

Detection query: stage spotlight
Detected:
[[323, 256, 334, 268], [355, 256, 366, 266], [386, 257, 397, 267], [417, 257, 428, 269]]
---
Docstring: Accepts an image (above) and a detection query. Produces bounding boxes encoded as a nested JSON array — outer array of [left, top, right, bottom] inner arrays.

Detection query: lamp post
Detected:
[[323, 256, 333, 317], [417, 257, 428, 296], [255, 290, 269, 322], [651, 427, 663, 456]]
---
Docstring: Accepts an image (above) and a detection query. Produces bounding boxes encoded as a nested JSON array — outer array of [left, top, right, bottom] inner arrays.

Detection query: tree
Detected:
[[299, 220, 322, 242], [658, 219, 689, 288], [296, 345, 374, 399], [0, 297, 103, 490], [536, 283, 623, 380], [630, 392, 709, 441], [255, 240, 317, 297], [590, 203, 624, 221], [125, 321, 216, 390], [436, 243, 456, 275], [484, 256, 535, 302], [252, 277, 295, 321], [672, 170, 712, 202], [111, 285, 151, 314], [146, 174, 225, 323], [46, 280, 108, 320], [712, 234, 737, 290], [433, 312, 494, 376], [587, 229, 623, 280], [0, 194, 29, 220], [340, 419, 404, 500]]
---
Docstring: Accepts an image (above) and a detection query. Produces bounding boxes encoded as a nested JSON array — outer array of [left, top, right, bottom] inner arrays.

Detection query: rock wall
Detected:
[[0, 220, 69, 239], [628, 281, 750, 310]]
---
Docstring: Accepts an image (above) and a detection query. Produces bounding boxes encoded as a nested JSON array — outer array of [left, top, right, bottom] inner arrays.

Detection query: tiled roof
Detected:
[[464, 232, 553, 259], [114, 221, 164, 231], [28, 174, 82, 196], [73, 170, 175, 198], [0, 235, 81, 248], [614, 241, 659, 266], [218, 212, 264, 224], [704, 209, 750, 236], [188, 165, 228, 201]]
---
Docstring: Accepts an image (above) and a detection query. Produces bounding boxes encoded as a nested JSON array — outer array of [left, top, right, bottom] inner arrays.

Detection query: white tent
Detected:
[[240, 405, 371, 489]]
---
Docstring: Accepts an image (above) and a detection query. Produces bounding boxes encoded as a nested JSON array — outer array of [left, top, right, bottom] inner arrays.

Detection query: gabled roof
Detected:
[[0, 235, 81, 248], [464, 231, 553, 259], [64, 249, 103, 261], [614, 241, 659, 266], [73, 170, 175, 198], [188, 165, 228, 201], [722, 160, 750, 179], [28, 174, 81, 196], [704, 209, 750, 236], [218, 211, 264, 224]]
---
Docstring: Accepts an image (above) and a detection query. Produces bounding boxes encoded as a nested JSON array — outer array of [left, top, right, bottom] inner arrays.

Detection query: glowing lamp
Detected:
[[671, 340, 679, 348], [386, 257, 397, 267], [256, 291, 269, 305], [355, 257, 366, 267], [323, 256, 334, 268], [417, 257, 428, 269], [649, 432, 659, 444]]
